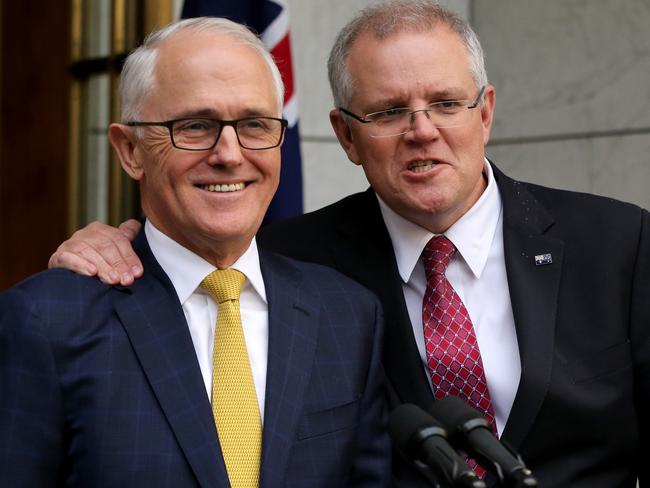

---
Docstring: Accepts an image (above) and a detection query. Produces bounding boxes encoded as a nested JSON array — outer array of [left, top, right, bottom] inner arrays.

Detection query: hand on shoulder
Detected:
[[48, 219, 143, 286]]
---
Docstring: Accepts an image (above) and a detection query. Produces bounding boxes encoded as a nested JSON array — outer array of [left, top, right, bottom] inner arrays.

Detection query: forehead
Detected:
[[145, 30, 278, 117], [346, 26, 475, 105]]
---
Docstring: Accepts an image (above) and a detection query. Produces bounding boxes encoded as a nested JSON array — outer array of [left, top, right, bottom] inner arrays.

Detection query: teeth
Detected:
[[201, 182, 245, 192], [409, 160, 438, 173]]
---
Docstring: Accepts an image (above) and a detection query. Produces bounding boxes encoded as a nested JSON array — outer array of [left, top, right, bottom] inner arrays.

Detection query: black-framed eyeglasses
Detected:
[[338, 86, 486, 138], [127, 116, 288, 151]]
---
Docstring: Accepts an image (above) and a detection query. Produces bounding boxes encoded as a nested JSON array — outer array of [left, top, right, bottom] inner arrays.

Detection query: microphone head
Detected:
[[433, 397, 538, 486], [389, 403, 446, 457], [430, 395, 490, 436]]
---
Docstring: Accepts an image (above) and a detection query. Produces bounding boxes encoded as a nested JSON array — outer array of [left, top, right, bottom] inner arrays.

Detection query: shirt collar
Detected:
[[144, 219, 267, 305], [377, 159, 502, 283]]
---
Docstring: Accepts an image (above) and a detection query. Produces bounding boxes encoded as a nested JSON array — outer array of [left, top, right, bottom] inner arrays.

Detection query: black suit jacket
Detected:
[[259, 163, 650, 487], [0, 231, 391, 487]]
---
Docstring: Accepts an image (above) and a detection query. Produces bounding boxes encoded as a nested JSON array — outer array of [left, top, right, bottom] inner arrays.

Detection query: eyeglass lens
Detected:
[[368, 102, 477, 137], [172, 118, 284, 150]]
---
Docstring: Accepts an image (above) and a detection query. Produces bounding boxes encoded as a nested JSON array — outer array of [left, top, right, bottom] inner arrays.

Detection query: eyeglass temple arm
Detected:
[[337, 107, 371, 123]]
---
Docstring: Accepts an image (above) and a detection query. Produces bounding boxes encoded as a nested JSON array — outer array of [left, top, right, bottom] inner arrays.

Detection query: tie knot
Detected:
[[201, 269, 246, 304], [422, 235, 457, 277]]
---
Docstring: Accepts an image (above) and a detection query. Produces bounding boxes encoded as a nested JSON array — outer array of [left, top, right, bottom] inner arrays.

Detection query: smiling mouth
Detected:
[[199, 182, 247, 193], [409, 160, 440, 173]]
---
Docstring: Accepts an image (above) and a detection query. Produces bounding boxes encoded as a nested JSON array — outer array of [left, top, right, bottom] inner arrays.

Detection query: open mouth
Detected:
[[408, 160, 440, 173], [198, 182, 247, 193]]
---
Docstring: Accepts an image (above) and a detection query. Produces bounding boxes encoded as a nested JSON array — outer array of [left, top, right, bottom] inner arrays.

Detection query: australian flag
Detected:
[[182, 0, 304, 224]]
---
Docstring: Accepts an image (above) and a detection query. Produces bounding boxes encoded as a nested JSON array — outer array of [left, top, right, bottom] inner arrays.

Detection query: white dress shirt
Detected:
[[377, 160, 520, 435], [145, 220, 268, 419]]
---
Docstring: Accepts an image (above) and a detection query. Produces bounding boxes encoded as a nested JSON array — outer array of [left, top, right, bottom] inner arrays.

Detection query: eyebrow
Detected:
[[170, 107, 278, 120], [364, 88, 472, 113], [430, 88, 468, 100], [168, 108, 216, 119]]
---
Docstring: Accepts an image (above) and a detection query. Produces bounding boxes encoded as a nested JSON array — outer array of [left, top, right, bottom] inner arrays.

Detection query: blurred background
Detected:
[[1, 0, 649, 289]]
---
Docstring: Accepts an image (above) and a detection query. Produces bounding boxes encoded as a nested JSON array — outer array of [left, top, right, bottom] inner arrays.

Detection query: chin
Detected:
[[405, 193, 448, 212], [208, 216, 260, 240]]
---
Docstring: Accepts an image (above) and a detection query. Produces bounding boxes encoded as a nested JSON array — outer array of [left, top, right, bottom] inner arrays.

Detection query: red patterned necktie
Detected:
[[421, 235, 496, 477]]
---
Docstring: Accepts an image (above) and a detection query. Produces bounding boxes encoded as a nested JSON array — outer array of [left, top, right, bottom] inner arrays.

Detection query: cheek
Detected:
[[447, 129, 483, 162], [359, 139, 396, 172], [268, 158, 281, 182], [482, 126, 490, 145], [259, 153, 281, 186], [139, 153, 191, 203]]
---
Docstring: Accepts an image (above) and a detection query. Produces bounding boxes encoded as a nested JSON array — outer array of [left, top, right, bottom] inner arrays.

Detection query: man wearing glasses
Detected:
[[0, 17, 390, 487], [49, 1, 650, 486]]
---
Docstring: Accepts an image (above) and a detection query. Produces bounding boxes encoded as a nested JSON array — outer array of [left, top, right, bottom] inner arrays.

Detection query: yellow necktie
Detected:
[[201, 269, 262, 488]]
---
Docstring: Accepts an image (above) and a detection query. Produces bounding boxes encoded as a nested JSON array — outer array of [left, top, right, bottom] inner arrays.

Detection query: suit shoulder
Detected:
[[262, 250, 380, 302], [494, 163, 646, 223], [526, 181, 643, 214], [522, 181, 648, 232], [258, 192, 372, 262], [1, 269, 116, 335], [260, 192, 367, 238], [6, 268, 112, 300]]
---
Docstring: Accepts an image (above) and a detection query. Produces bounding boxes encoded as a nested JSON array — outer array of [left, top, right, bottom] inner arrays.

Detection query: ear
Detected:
[[108, 123, 144, 180], [329, 109, 362, 166], [479, 85, 496, 146]]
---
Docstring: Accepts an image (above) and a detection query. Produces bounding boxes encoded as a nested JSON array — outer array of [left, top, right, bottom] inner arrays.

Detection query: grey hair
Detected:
[[119, 17, 285, 122], [327, 0, 488, 108]]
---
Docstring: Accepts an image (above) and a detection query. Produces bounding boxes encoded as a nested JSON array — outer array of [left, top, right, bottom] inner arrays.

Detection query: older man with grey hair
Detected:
[[50, 1, 650, 487], [0, 16, 391, 488]]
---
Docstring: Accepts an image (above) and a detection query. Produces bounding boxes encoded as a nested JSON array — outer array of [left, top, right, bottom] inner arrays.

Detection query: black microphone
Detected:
[[431, 396, 537, 487], [389, 403, 487, 488]]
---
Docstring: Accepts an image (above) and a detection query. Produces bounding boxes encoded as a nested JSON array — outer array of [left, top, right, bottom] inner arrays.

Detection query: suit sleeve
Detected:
[[0, 287, 65, 487], [632, 209, 650, 486], [348, 297, 393, 487]]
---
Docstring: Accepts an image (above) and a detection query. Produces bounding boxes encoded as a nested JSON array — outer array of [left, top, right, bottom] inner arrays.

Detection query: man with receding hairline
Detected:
[[0, 17, 390, 488], [49, 1, 650, 487]]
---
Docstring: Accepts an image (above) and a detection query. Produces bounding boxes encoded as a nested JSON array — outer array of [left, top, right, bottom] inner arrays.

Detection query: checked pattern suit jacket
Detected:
[[0, 231, 391, 487]]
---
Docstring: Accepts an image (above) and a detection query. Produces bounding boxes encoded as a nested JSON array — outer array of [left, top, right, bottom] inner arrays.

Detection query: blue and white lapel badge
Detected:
[[534, 253, 553, 266]]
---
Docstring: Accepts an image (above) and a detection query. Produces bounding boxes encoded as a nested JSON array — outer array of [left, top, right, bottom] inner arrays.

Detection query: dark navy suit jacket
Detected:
[[260, 163, 650, 487], [0, 232, 390, 487]]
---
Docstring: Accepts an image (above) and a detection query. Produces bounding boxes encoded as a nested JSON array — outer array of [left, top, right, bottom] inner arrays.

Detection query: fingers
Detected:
[[118, 219, 141, 242], [116, 219, 144, 279], [48, 220, 143, 286], [48, 249, 98, 276]]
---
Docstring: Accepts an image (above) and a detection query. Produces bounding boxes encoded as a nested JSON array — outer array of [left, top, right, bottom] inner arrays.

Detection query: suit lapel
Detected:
[[493, 165, 564, 449], [258, 251, 320, 488], [114, 232, 229, 487], [330, 177, 563, 450], [333, 190, 434, 410]]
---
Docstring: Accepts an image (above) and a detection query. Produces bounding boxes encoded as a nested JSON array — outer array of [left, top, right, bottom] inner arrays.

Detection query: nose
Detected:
[[208, 125, 243, 166], [405, 109, 440, 142]]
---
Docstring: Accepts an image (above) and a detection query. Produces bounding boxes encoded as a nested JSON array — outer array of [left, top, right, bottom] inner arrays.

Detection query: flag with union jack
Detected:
[[181, 0, 304, 224]]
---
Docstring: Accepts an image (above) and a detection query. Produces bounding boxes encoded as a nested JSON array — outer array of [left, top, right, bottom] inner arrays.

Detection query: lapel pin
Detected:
[[534, 253, 553, 266]]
